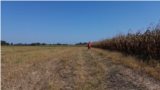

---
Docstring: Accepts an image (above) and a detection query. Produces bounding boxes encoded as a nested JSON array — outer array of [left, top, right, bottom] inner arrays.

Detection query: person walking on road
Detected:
[[88, 41, 91, 50]]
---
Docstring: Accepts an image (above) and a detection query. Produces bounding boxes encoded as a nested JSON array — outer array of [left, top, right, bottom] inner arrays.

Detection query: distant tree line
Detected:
[[75, 42, 88, 45], [1, 40, 88, 46], [1, 40, 69, 46], [1, 40, 11, 45], [13, 43, 68, 46]]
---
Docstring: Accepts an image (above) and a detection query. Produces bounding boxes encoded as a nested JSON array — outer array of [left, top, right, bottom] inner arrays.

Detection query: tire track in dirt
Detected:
[[48, 47, 108, 90], [90, 48, 160, 90], [89, 49, 146, 90], [47, 48, 96, 90]]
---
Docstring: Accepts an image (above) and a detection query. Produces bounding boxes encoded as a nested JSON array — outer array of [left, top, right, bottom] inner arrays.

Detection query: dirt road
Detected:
[[2, 47, 160, 90]]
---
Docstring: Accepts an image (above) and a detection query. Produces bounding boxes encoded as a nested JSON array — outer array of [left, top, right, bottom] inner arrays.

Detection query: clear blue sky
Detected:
[[2, 1, 160, 44]]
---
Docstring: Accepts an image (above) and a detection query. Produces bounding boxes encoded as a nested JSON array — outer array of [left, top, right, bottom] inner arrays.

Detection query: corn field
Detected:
[[92, 22, 160, 61]]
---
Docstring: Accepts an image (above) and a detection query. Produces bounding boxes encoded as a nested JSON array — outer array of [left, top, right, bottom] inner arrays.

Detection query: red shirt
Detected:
[[88, 42, 91, 47]]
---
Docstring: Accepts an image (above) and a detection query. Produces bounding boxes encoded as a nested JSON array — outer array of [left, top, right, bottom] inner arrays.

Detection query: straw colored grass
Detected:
[[92, 48, 160, 80], [1, 46, 160, 90]]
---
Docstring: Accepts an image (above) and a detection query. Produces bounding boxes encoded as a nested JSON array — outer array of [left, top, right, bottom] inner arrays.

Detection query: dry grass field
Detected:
[[1, 46, 160, 90]]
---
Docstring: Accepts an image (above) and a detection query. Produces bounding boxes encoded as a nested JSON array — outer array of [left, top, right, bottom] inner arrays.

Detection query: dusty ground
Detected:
[[1, 46, 160, 90]]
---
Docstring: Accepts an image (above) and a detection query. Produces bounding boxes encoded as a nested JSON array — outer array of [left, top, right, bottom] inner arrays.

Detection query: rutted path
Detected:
[[2, 47, 160, 90]]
